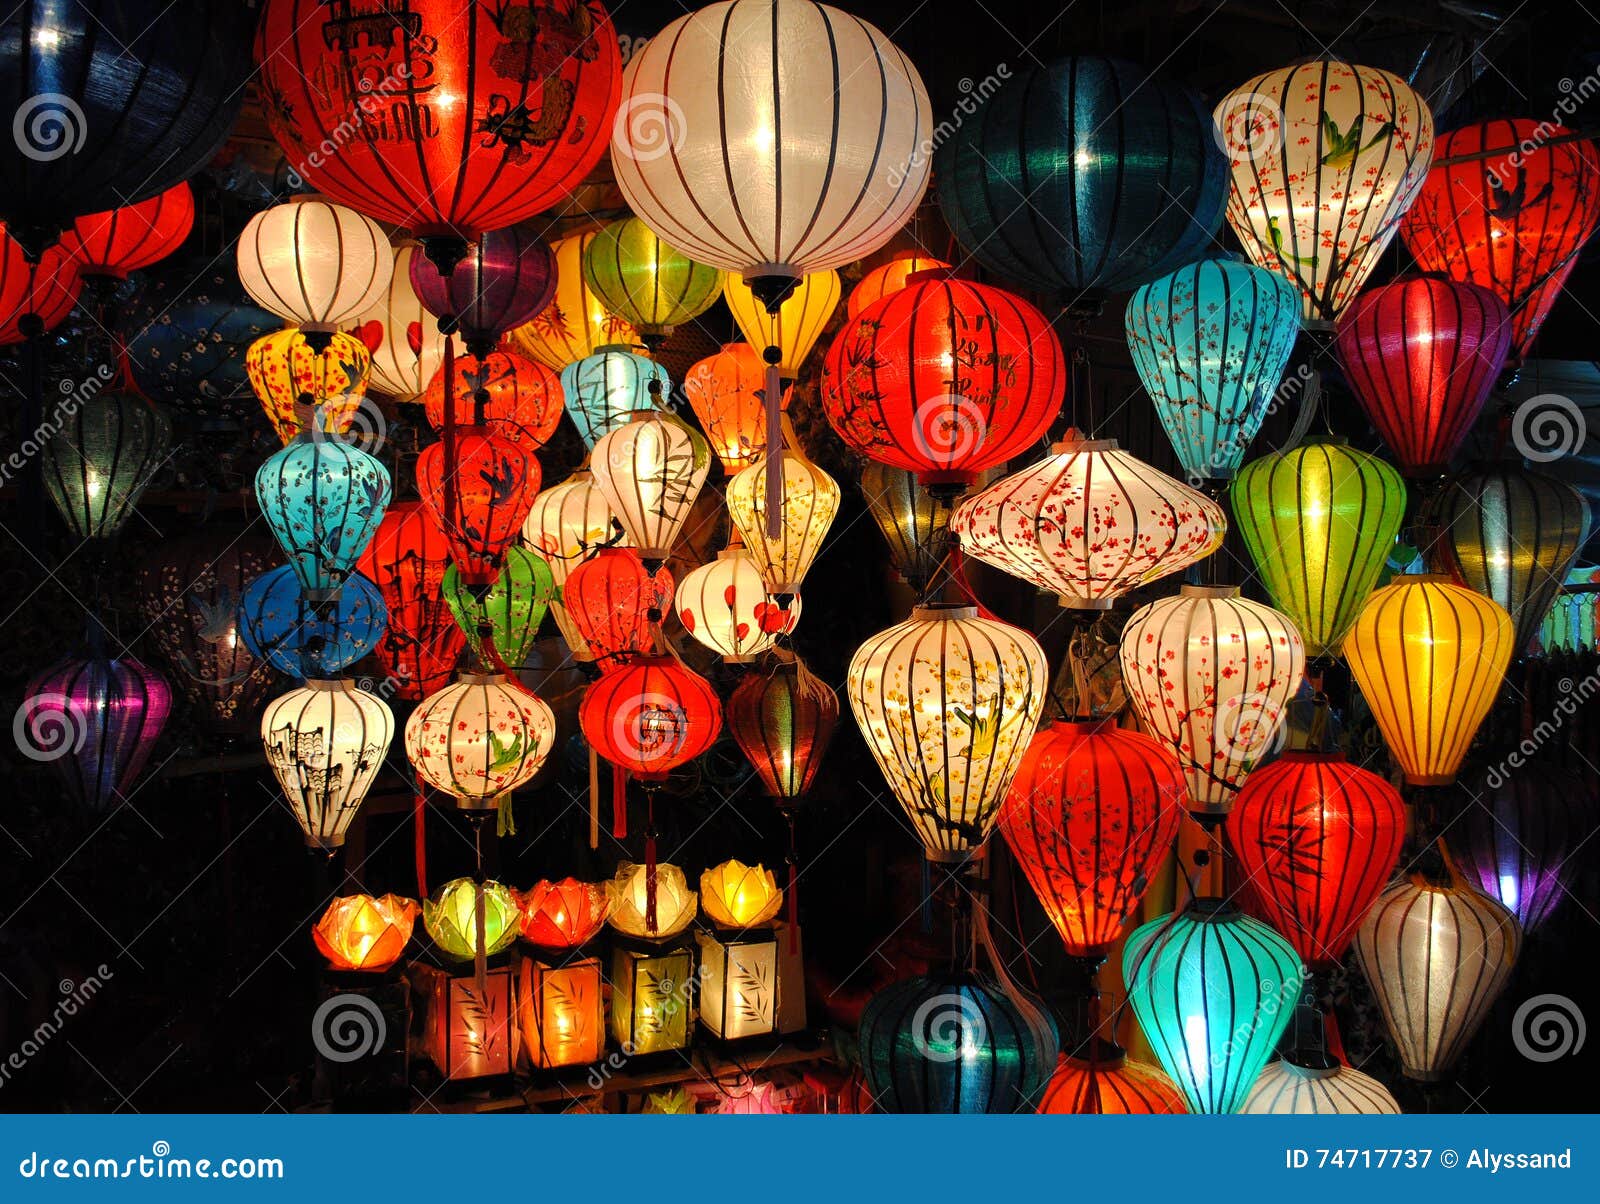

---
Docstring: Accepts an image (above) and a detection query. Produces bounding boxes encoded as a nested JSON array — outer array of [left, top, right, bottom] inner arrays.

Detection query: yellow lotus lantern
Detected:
[[607, 862, 697, 940], [697, 859, 783, 1041], [701, 860, 784, 929], [607, 862, 697, 1054]]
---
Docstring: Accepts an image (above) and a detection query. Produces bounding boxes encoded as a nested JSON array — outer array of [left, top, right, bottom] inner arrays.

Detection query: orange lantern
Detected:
[[312, 894, 420, 973], [1038, 1052, 1188, 1115], [846, 251, 951, 318], [517, 879, 608, 948], [516, 878, 608, 1071], [422, 347, 564, 451], [682, 343, 792, 475]]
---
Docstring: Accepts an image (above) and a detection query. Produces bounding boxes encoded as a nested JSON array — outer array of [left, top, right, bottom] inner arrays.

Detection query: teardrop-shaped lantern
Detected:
[[415, 426, 540, 587], [61, 181, 194, 285], [559, 345, 672, 449], [581, 217, 722, 347], [442, 546, 556, 671], [999, 719, 1185, 956], [562, 547, 673, 668], [1400, 119, 1600, 355], [236, 198, 392, 338], [726, 653, 839, 802], [261, 679, 394, 848], [847, 252, 951, 318], [952, 439, 1225, 610], [676, 544, 799, 662], [578, 656, 722, 781], [1334, 277, 1512, 476], [509, 228, 638, 369], [1354, 873, 1520, 1080], [1122, 900, 1304, 1114], [726, 436, 840, 595], [409, 225, 555, 359], [1227, 751, 1405, 967], [521, 472, 629, 662], [682, 343, 791, 475], [405, 672, 557, 812], [42, 392, 170, 540], [860, 463, 948, 594], [1038, 1053, 1188, 1115], [245, 327, 371, 444], [1230, 441, 1406, 657], [1120, 586, 1306, 814], [1125, 257, 1300, 481], [848, 604, 1047, 861], [1342, 576, 1514, 785], [239, 565, 386, 679], [424, 347, 564, 452], [723, 269, 841, 382], [1215, 61, 1434, 325], [590, 410, 710, 565], [354, 502, 465, 701], [352, 241, 453, 403], [1242, 1060, 1400, 1114]]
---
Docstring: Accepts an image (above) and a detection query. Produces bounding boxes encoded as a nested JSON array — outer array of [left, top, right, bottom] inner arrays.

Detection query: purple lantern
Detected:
[[19, 653, 172, 814], [409, 225, 556, 359]]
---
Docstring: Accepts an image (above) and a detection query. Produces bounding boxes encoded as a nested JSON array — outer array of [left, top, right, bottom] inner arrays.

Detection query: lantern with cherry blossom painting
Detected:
[[245, 327, 371, 444], [423, 348, 565, 451], [676, 542, 800, 663], [516, 879, 608, 1070], [415, 425, 541, 587], [355, 502, 466, 700], [404, 673, 557, 813]]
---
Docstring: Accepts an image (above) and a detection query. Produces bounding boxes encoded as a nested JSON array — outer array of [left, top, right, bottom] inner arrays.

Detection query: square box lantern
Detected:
[[517, 952, 606, 1070], [313, 968, 411, 1110], [696, 927, 778, 1041], [610, 937, 695, 1055], [412, 960, 517, 1083]]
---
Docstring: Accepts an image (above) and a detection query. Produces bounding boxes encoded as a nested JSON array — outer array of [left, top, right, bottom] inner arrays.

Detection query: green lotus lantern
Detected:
[[442, 546, 556, 671], [422, 878, 520, 962]]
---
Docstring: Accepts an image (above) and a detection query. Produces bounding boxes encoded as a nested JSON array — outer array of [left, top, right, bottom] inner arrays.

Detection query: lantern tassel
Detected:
[[413, 775, 429, 900], [473, 878, 488, 999], [441, 322, 459, 548], [1324, 1008, 1348, 1066], [588, 746, 600, 849], [784, 810, 800, 954], [612, 764, 628, 839], [645, 794, 659, 935], [763, 353, 783, 540]]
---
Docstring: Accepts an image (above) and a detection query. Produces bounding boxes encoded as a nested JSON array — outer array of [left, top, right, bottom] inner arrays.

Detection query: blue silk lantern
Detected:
[[1126, 258, 1301, 481], [1123, 899, 1304, 1114], [239, 565, 387, 679], [559, 344, 671, 448], [254, 427, 391, 602], [935, 57, 1227, 300]]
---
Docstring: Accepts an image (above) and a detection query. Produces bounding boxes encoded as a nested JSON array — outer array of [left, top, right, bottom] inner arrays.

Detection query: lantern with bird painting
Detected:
[[423, 348, 565, 451], [405, 673, 557, 813], [356, 502, 466, 700], [415, 425, 541, 587]]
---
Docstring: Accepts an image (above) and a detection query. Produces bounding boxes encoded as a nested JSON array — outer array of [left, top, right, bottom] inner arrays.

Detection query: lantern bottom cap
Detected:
[[1058, 595, 1114, 610], [1405, 773, 1457, 786], [305, 835, 345, 850], [454, 794, 505, 812], [924, 847, 983, 866], [1402, 1066, 1447, 1082]]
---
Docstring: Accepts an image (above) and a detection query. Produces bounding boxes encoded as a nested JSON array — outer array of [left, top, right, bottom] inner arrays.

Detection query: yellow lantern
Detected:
[[590, 410, 711, 566], [244, 327, 371, 444], [404, 673, 557, 812], [701, 860, 784, 928], [508, 228, 638, 369], [237, 197, 393, 341], [1341, 576, 1514, 785], [697, 859, 783, 1041], [312, 894, 419, 973], [726, 430, 840, 596], [723, 269, 842, 383], [676, 541, 800, 662], [682, 343, 791, 475]]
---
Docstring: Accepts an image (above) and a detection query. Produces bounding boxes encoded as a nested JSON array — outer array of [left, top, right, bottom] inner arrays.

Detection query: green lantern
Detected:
[[442, 546, 556, 671], [1123, 899, 1304, 1114], [580, 216, 722, 350], [423, 878, 520, 962], [1230, 440, 1406, 658], [42, 391, 171, 540]]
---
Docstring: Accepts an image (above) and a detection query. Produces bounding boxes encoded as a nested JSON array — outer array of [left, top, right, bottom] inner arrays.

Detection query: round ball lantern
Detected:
[[581, 216, 722, 348], [1215, 60, 1434, 325], [1354, 874, 1520, 1081], [726, 653, 839, 802], [726, 437, 839, 595], [724, 269, 841, 382], [998, 719, 1186, 957], [1123, 900, 1304, 1114], [858, 973, 1057, 1114], [245, 327, 372, 444], [1120, 585, 1306, 815], [823, 274, 1065, 494], [561, 547, 672, 667], [406, 673, 557, 812], [1400, 119, 1600, 355], [848, 604, 1048, 862], [518, 878, 608, 948], [409, 225, 556, 359], [442, 546, 556, 671], [351, 241, 456, 402], [0, 231, 80, 343], [682, 343, 791, 476], [1124, 257, 1300, 482], [676, 544, 799, 662], [1242, 1060, 1400, 1115], [1334, 277, 1512, 477], [240, 565, 387, 680], [1231, 441, 1407, 658], [560, 345, 671, 449], [355, 501, 466, 701], [42, 392, 170, 540], [1342, 577, 1514, 785], [861, 463, 948, 594], [937, 57, 1227, 298], [590, 410, 710, 566], [415, 425, 541, 586], [313, 894, 420, 973], [1227, 752, 1405, 967], [255, 0, 621, 261], [847, 252, 951, 318], [424, 347, 564, 450], [509, 228, 638, 369], [952, 439, 1225, 609], [1038, 1053, 1187, 1115], [261, 679, 394, 849], [578, 655, 722, 781], [60, 182, 194, 286], [237, 198, 392, 341]]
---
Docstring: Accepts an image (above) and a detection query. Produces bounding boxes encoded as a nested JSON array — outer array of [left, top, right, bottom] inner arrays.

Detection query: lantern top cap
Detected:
[[1186, 897, 1242, 920], [1051, 437, 1118, 454], [1050, 716, 1118, 734], [303, 678, 353, 692], [1401, 573, 1455, 586], [911, 603, 979, 622], [1179, 584, 1240, 599], [596, 342, 636, 355], [1278, 1058, 1341, 1080], [457, 671, 509, 686]]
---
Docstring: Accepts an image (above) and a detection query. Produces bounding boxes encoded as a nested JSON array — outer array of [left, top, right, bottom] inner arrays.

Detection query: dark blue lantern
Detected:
[[239, 566, 387, 679]]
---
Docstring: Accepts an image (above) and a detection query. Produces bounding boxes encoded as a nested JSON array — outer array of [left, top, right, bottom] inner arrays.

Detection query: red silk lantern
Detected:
[[1038, 1053, 1188, 1115], [423, 348, 564, 450], [1, 228, 80, 343], [1227, 751, 1406, 968], [578, 655, 722, 781], [1335, 277, 1511, 477], [846, 252, 951, 319], [822, 273, 1066, 493], [561, 547, 673, 668], [355, 501, 466, 700], [255, 0, 621, 266], [416, 426, 541, 586], [998, 719, 1185, 957], [726, 653, 839, 802], [60, 182, 194, 285], [1400, 119, 1600, 355]]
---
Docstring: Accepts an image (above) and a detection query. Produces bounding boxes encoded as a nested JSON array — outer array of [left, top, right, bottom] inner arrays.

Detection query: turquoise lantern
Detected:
[[559, 344, 672, 448], [254, 426, 391, 601], [1123, 899, 1304, 1114], [1126, 258, 1301, 482]]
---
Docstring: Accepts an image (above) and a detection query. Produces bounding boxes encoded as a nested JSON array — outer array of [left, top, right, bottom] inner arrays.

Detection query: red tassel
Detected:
[[1324, 1007, 1348, 1066], [442, 329, 458, 540], [645, 832, 658, 935], [611, 764, 627, 839], [413, 777, 428, 899]]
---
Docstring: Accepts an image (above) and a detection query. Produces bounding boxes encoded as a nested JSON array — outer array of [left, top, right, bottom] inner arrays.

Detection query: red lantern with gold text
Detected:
[[561, 547, 674, 669], [423, 348, 564, 450], [355, 501, 466, 701], [60, 182, 194, 289], [580, 656, 723, 782], [416, 426, 541, 586], [1227, 752, 1406, 968]]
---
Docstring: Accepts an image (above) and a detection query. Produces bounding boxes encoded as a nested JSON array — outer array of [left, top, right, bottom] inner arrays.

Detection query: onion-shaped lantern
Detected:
[[313, 894, 420, 973], [261, 679, 394, 849], [682, 343, 791, 475], [858, 973, 1057, 1114], [442, 546, 556, 671], [581, 217, 722, 348], [590, 410, 710, 566], [518, 879, 608, 948], [61, 182, 194, 287], [1123, 900, 1304, 1113], [236, 199, 392, 341], [952, 439, 1225, 610], [1342, 576, 1514, 785], [847, 252, 951, 318], [726, 653, 839, 802], [560, 345, 671, 448], [415, 425, 540, 587], [405, 673, 557, 812], [354, 502, 465, 701], [1242, 1060, 1400, 1114], [1230, 441, 1406, 658], [425, 878, 521, 962], [42, 392, 170, 540], [1038, 1053, 1188, 1115], [998, 719, 1186, 956], [351, 241, 455, 403], [239, 565, 386, 679], [245, 327, 371, 444], [1354, 873, 1520, 1080], [1400, 119, 1600, 355], [937, 57, 1227, 298], [509, 228, 638, 369], [1334, 277, 1512, 476], [1227, 752, 1405, 967], [726, 436, 839, 595], [1120, 585, 1306, 814], [861, 463, 947, 594], [424, 348, 564, 451], [1125, 257, 1300, 481], [521, 472, 628, 661], [676, 543, 799, 662], [562, 547, 672, 667], [822, 274, 1065, 494], [1215, 61, 1434, 325], [848, 604, 1047, 861], [578, 655, 723, 781], [409, 226, 555, 359], [0, 231, 80, 343], [724, 269, 841, 382]]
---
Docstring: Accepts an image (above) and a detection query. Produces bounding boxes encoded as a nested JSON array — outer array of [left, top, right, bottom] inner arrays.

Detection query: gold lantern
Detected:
[[723, 269, 841, 383], [244, 326, 371, 444], [860, 462, 949, 593], [726, 430, 840, 596], [508, 228, 638, 369], [697, 860, 783, 1041], [590, 410, 711, 566]]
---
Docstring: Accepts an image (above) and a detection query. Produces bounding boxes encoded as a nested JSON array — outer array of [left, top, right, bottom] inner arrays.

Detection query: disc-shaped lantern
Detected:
[[676, 543, 799, 663], [415, 425, 540, 586], [726, 653, 839, 803], [682, 344, 791, 476], [1123, 900, 1304, 1114], [726, 435, 840, 595], [1230, 441, 1406, 658], [937, 57, 1226, 298], [1125, 257, 1300, 481], [245, 327, 371, 444], [1227, 751, 1405, 967], [581, 216, 722, 349], [239, 565, 387, 679], [60, 182, 194, 287], [351, 241, 455, 403], [1241, 1060, 1400, 1115], [1334, 277, 1512, 477], [578, 655, 723, 781], [1214, 61, 1434, 325], [723, 269, 841, 383], [424, 347, 564, 451], [355, 502, 465, 700], [409, 225, 556, 359], [860, 463, 948, 594], [1354, 874, 1520, 1081], [590, 410, 710, 566], [1342, 576, 1514, 785], [560, 345, 672, 449], [1120, 585, 1306, 815], [1038, 1053, 1188, 1115], [405, 673, 557, 812], [0, 230, 80, 343], [952, 439, 1225, 609], [847, 252, 952, 319], [261, 679, 394, 849], [562, 547, 673, 668], [442, 546, 556, 671], [998, 719, 1186, 957], [1400, 119, 1600, 355], [823, 274, 1065, 494], [848, 604, 1047, 861], [42, 392, 170, 540], [509, 228, 638, 369], [237, 199, 392, 342]]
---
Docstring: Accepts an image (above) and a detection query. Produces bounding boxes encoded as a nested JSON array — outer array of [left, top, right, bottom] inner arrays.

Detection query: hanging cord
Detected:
[[783, 807, 800, 955], [413, 773, 430, 900], [440, 318, 459, 546], [472, 818, 488, 998]]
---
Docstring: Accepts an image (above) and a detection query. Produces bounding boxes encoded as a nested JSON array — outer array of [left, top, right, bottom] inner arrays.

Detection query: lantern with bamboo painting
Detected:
[[261, 679, 394, 849], [682, 344, 791, 476], [244, 327, 371, 444], [60, 182, 194, 288], [607, 863, 698, 1055], [521, 472, 629, 662], [42, 392, 170, 541], [1038, 1052, 1188, 1115], [847, 252, 952, 318], [351, 241, 454, 403], [239, 565, 386, 679], [1242, 1058, 1400, 1115], [581, 216, 722, 349], [726, 654, 839, 803], [726, 434, 840, 596], [1119, 586, 1306, 814], [676, 543, 800, 663], [860, 463, 948, 594], [408, 226, 555, 360], [355, 502, 466, 701], [441, 547, 556, 672], [423, 348, 565, 451], [313, 895, 420, 974], [509, 228, 638, 370], [415, 424, 540, 587], [560, 344, 672, 450], [404, 673, 557, 814], [418, 878, 521, 1082], [516, 880, 608, 1070], [236, 198, 392, 344], [561, 547, 673, 668], [1342, 576, 1514, 786], [590, 410, 711, 566], [697, 860, 784, 1041]]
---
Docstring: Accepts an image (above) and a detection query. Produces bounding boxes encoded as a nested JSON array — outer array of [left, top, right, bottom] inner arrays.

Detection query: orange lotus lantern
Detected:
[[517, 879, 608, 949], [312, 894, 420, 973]]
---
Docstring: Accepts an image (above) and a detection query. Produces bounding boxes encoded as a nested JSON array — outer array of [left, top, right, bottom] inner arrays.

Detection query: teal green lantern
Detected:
[[1123, 899, 1304, 1114], [559, 345, 671, 448], [1126, 258, 1301, 481], [442, 546, 556, 671]]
